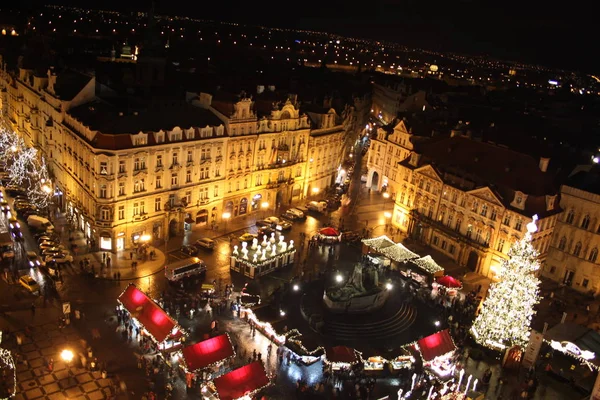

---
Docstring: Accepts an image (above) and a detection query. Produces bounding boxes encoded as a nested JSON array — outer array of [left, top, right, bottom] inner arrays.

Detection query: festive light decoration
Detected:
[[380, 242, 419, 263], [361, 235, 396, 251], [0, 347, 16, 399], [471, 215, 541, 350], [411, 255, 444, 275], [0, 127, 53, 210]]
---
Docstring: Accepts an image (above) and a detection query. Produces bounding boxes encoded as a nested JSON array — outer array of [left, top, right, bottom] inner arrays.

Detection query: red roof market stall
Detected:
[[417, 329, 457, 380], [181, 334, 235, 372], [118, 284, 185, 350], [212, 362, 270, 400], [325, 346, 359, 370], [436, 275, 462, 289]]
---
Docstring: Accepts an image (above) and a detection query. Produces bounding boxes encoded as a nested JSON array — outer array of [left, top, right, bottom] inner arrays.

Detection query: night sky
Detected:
[[12, 0, 598, 73]]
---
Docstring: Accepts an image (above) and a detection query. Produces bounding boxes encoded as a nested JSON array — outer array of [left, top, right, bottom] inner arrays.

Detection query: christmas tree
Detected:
[[470, 215, 541, 350]]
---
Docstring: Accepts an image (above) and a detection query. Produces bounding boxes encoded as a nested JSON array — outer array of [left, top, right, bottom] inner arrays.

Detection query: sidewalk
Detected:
[[1, 304, 119, 400]]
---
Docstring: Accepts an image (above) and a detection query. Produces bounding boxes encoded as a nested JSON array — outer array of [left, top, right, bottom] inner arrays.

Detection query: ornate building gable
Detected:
[[468, 187, 504, 207], [415, 165, 442, 183]]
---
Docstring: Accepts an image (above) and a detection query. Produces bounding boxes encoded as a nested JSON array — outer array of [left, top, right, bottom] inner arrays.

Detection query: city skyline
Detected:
[[10, 0, 595, 73]]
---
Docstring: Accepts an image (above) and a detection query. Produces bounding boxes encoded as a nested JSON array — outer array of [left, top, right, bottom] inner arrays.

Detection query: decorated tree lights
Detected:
[[471, 215, 542, 351]]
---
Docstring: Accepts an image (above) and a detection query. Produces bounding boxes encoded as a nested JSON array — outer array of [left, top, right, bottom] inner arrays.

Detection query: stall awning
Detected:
[[213, 361, 270, 400], [436, 275, 462, 288], [181, 334, 234, 372], [361, 235, 396, 251], [411, 255, 444, 275], [418, 330, 456, 361], [326, 346, 358, 364], [118, 284, 179, 343], [320, 227, 340, 236], [380, 243, 419, 263]]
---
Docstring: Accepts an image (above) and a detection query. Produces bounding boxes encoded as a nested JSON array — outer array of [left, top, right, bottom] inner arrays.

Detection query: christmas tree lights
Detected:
[[471, 215, 541, 350], [0, 127, 53, 210]]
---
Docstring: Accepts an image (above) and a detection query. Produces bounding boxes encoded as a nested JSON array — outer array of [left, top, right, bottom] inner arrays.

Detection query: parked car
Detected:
[[257, 226, 276, 237], [195, 238, 215, 250], [180, 245, 199, 256], [276, 220, 292, 231], [41, 247, 66, 257], [45, 253, 74, 264], [26, 251, 45, 268], [307, 201, 327, 213], [19, 275, 40, 294], [286, 208, 306, 219], [238, 233, 257, 243], [256, 219, 275, 228], [280, 211, 299, 222]]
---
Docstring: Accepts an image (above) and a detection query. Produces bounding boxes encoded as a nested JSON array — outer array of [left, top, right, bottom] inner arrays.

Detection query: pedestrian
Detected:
[[31, 303, 36, 317], [107, 256, 111, 268], [117, 272, 121, 281], [130, 251, 133, 260], [114, 273, 117, 280], [103, 252, 106, 262]]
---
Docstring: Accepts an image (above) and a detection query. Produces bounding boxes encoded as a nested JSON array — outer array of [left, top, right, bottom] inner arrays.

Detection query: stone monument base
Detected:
[[323, 289, 389, 314]]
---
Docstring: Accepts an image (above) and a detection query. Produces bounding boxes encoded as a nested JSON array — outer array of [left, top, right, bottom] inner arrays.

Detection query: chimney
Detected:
[[47, 68, 57, 95], [539, 157, 550, 172]]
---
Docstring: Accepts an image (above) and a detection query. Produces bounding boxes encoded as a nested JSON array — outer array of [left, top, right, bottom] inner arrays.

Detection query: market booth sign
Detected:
[[551, 340, 595, 360]]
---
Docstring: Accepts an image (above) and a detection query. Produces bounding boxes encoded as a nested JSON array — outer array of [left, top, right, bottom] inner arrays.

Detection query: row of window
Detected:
[[557, 237, 599, 262], [565, 210, 599, 232]]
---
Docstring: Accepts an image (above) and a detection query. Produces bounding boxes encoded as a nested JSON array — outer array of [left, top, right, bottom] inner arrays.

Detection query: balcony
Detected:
[[410, 209, 490, 251]]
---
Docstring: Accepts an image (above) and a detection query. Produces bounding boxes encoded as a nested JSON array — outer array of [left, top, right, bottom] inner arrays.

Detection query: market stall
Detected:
[[118, 284, 186, 352], [325, 346, 359, 371], [363, 355, 386, 374], [403, 255, 445, 285], [417, 329, 457, 381], [361, 235, 396, 256], [314, 227, 342, 244], [206, 361, 271, 400], [388, 348, 415, 372], [435, 275, 463, 297], [230, 235, 296, 279], [542, 322, 600, 393], [180, 334, 235, 375], [379, 242, 420, 266]]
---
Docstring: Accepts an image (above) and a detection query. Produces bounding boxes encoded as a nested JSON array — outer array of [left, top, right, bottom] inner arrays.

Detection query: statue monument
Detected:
[[323, 263, 390, 314]]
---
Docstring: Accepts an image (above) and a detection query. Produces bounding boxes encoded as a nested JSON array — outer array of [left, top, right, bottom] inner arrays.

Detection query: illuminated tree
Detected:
[[0, 127, 52, 210], [470, 216, 541, 350]]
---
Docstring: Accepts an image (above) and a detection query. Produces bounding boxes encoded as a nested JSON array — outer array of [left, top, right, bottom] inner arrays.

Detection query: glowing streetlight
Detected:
[[382, 192, 390, 199], [384, 211, 392, 219], [222, 212, 231, 233], [140, 234, 152, 242], [335, 274, 343, 283], [261, 201, 269, 218], [312, 187, 320, 195], [293, 284, 300, 292], [61, 349, 74, 382], [386, 282, 393, 290]]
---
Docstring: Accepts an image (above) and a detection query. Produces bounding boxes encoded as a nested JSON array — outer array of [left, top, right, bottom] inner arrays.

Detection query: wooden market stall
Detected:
[[209, 361, 271, 400], [417, 329, 457, 381]]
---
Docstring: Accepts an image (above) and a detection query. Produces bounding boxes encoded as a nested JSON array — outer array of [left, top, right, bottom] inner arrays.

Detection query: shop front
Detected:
[[116, 232, 125, 251], [196, 209, 208, 226], [417, 329, 457, 381], [99, 231, 112, 251]]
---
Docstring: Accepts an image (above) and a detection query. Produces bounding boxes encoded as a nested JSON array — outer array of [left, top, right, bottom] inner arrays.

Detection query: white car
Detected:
[[45, 253, 73, 264]]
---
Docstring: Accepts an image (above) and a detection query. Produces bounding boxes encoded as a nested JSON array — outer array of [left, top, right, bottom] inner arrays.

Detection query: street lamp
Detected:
[[222, 212, 231, 233], [61, 349, 74, 382], [261, 201, 269, 219], [335, 274, 343, 283]]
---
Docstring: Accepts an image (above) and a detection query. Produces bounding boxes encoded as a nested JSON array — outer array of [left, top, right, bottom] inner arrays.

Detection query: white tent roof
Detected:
[[412, 255, 444, 275], [380, 243, 419, 263], [361, 235, 396, 251]]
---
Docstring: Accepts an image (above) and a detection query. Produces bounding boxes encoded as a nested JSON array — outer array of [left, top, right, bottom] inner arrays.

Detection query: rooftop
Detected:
[[566, 166, 600, 196], [68, 98, 224, 134], [409, 135, 558, 196]]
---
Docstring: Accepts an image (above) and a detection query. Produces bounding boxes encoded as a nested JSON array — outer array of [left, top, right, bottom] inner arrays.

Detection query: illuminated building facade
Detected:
[[0, 58, 348, 251], [368, 126, 561, 279]]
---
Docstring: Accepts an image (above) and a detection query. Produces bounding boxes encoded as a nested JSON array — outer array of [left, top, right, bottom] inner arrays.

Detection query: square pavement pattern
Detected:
[[5, 323, 115, 400]]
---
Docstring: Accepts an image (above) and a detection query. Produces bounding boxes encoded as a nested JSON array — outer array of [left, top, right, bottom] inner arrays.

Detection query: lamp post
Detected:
[[222, 212, 231, 234], [61, 349, 74, 383]]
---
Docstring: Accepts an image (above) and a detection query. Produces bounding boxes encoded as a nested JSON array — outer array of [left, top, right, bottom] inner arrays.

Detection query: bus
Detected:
[[165, 257, 206, 281]]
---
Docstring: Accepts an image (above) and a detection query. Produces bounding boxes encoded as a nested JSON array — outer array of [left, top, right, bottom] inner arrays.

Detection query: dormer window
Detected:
[[156, 132, 165, 143], [132, 133, 148, 146], [510, 191, 527, 210]]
